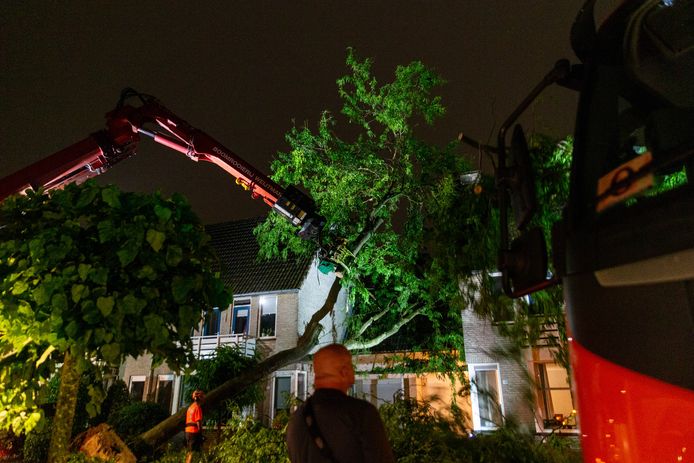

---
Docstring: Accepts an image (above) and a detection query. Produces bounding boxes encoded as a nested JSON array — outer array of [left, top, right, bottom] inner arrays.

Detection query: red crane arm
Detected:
[[0, 90, 324, 239], [108, 99, 286, 207]]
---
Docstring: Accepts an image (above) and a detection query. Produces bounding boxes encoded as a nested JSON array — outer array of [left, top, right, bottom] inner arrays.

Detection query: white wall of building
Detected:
[[297, 258, 349, 351]]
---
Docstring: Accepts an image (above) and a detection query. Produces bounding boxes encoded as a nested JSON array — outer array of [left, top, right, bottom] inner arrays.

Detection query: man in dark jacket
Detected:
[[286, 344, 395, 463]]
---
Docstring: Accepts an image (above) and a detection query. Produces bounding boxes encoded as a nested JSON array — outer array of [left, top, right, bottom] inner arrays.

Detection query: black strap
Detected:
[[303, 397, 339, 463]]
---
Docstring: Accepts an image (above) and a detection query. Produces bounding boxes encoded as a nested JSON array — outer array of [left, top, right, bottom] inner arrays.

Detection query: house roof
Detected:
[[205, 217, 313, 295]]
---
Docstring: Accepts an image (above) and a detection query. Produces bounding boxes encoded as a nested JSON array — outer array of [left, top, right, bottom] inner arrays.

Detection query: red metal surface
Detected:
[[111, 101, 284, 205], [0, 137, 105, 200], [571, 339, 694, 462]]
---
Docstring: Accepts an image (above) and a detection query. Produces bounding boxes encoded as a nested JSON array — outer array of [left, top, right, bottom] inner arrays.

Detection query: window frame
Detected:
[[155, 374, 175, 413], [270, 370, 308, 419], [203, 307, 221, 336], [534, 362, 577, 430], [128, 375, 146, 401], [231, 300, 251, 336], [469, 363, 505, 431], [258, 295, 278, 339], [272, 374, 293, 419]]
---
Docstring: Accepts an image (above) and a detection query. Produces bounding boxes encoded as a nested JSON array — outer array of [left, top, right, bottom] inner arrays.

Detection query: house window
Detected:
[[259, 296, 277, 338], [129, 375, 146, 401], [178, 376, 194, 410], [232, 300, 250, 335], [156, 374, 174, 412], [489, 273, 515, 323], [351, 375, 411, 407], [376, 378, 404, 405], [272, 371, 307, 418], [273, 375, 292, 416], [203, 307, 221, 336], [535, 363, 576, 429], [352, 379, 371, 401], [469, 364, 504, 430]]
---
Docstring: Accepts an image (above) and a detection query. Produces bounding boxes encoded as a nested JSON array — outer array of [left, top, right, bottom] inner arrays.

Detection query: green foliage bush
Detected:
[[107, 401, 170, 442], [184, 345, 262, 426], [210, 416, 289, 463], [23, 420, 52, 463], [150, 445, 188, 463], [379, 395, 467, 462], [100, 379, 131, 423], [152, 395, 580, 463], [65, 453, 114, 463], [380, 395, 581, 463], [43, 369, 113, 436]]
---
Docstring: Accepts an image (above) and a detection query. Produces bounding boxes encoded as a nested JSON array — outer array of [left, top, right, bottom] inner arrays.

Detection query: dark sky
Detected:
[[0, 1, 619, 224]]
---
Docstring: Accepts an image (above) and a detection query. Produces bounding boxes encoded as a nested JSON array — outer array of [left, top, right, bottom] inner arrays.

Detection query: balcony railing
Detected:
[[190, 333, 256, 359], [536, 323, 561, 347]]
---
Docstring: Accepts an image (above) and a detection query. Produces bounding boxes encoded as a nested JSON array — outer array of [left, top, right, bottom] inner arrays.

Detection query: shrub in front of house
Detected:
[[154, 395, 581, 463], [380, 395, 582, 463], [107, 401, 170, 443], [100, 379, 131, 423], [209, 415, 289, 463]]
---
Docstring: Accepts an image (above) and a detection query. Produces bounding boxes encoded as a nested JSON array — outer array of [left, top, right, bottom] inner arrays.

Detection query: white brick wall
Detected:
[[297, 258, 349, 351]]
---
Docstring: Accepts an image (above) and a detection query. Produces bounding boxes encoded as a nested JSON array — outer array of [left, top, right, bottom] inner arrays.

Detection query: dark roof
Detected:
[[205, 217, 312, 295]]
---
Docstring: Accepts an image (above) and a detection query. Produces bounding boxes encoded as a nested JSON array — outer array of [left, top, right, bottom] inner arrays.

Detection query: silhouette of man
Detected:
[[286, 344, 395, 463]]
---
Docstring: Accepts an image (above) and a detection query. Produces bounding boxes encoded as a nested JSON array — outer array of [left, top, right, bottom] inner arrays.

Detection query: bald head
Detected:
[[313, 344, 355, 392]]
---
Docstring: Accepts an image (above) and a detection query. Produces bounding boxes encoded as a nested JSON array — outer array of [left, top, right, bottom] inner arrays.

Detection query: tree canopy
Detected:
[[139, 50, 574, 451], [0, 181, 230, 442], [254, 48, 497, 368], [137, 49, 485, 449]]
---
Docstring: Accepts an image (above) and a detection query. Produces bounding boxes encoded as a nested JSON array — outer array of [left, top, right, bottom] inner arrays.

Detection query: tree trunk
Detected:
[[48, 350, 80, 463], [136, 278, 343, 451]]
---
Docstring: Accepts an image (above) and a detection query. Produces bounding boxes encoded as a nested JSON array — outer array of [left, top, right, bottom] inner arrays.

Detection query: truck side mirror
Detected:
[[508, 124, 537, 230], [500, 227, 548, 295]]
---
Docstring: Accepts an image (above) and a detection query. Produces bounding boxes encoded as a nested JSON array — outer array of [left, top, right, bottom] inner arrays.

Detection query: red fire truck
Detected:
[[496, 0, 693, 461]]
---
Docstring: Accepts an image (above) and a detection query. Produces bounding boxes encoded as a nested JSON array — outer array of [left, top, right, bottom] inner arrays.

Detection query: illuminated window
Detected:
[[469, 364, 504, 430], [259, 296, 277, 338], [535, 363, 576, 429]]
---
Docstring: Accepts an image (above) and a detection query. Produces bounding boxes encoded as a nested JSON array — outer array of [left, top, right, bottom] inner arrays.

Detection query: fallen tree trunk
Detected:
[[136, 278, 342, 451]]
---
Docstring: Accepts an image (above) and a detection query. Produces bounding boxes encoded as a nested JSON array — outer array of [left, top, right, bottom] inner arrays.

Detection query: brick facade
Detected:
[[461, 309, 536, 432]]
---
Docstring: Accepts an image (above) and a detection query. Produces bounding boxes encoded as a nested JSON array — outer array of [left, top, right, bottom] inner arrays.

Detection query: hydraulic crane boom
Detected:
[[0, 89, 325, 240]]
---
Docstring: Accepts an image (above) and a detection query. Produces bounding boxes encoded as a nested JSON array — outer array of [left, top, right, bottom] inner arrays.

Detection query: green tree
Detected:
[[0, 181, 230, 462], [139, 48, 485, 449], [139, 50, 572, 451], [256, 48, 476, 359]]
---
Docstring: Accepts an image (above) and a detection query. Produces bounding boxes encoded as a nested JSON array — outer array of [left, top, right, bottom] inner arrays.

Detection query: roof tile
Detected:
[[205, 217, 312, 295]]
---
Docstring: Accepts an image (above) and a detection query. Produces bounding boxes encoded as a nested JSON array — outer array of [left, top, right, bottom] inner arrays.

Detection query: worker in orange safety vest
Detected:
[[185, 389, 204, 463]]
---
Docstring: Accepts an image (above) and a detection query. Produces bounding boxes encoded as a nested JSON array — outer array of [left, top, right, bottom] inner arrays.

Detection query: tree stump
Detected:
[[71, 423, 136, 463]]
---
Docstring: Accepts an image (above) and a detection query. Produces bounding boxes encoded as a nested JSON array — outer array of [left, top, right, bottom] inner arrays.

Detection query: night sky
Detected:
[[0, 1, 619, 224]]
